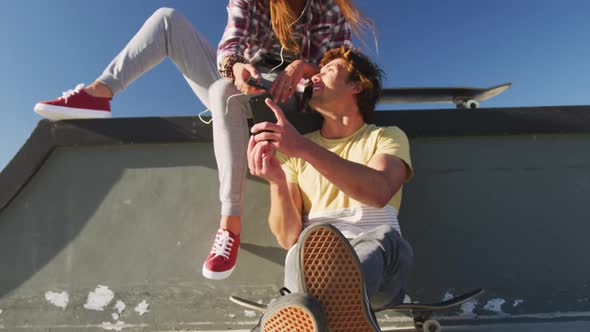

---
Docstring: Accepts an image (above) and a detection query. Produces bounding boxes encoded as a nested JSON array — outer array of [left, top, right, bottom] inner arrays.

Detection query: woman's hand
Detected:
[[269, 60, 318, 103], [233, 62, 265, 94]]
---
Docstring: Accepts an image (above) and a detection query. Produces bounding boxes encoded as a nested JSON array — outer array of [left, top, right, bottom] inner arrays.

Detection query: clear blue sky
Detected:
[[2, 0, 590, 170]]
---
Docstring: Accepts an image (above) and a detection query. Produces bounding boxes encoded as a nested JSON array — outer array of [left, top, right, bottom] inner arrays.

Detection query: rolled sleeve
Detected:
[[376, 127, 414, 181], [217, 0, 251, 69]]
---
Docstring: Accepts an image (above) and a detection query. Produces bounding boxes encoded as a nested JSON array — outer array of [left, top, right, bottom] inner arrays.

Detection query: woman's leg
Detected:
[[208, 78, 252, 219], [202, 78, 250, 280], [98, 7, 219, 107], [35, 7, 218, 120], [204, 74, 305, 280]]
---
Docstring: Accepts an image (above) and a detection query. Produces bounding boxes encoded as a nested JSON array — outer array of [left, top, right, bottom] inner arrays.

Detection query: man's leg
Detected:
[[295, 223, 381, 332], [350, 224, 414, 310]]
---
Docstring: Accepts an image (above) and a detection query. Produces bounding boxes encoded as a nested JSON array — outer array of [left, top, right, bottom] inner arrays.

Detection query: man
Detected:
[[247, 47, 414, 331]]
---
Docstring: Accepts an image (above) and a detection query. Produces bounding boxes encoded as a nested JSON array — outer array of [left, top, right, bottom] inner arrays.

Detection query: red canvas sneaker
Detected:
[[34, 84, 112, 120], [202, 229, 240, 280]]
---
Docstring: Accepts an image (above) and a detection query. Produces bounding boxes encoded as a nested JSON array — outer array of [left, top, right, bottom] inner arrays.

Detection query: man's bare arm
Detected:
[[299, 141, 407, 208], [251, 99, 408, 208], [267, 180, 303, 249], [247, 137, 303, 249]]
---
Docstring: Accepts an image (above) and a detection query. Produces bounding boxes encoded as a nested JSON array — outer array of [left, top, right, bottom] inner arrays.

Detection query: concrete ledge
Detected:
[[3, 106, 590, 213]]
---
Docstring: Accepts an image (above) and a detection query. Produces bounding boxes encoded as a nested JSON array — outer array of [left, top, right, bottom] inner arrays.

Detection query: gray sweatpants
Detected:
[[284, 224, 414, 309], [97, 7, 301, 216]]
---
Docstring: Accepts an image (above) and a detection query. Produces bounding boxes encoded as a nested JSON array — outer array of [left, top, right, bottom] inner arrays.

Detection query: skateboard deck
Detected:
[[379, 82, 511, 109], [377, 288, 484, 331], [230, 288, 483, 332]]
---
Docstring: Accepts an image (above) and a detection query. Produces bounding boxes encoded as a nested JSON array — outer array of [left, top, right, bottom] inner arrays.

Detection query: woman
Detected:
[[34, 0, 374, 280]]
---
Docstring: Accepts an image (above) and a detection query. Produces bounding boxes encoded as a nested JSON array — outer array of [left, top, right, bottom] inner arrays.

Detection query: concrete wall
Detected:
[[0, 143, 281, 331], [403, 134, 590, 315], [0, 109, 589, 330]]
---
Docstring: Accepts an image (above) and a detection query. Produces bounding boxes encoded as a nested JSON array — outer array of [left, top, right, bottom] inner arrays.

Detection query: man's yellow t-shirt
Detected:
[[278, 124, 413, 217]]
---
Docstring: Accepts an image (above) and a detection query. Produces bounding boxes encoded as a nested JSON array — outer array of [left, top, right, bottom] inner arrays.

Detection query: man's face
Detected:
[[308, 58, 356, 110]]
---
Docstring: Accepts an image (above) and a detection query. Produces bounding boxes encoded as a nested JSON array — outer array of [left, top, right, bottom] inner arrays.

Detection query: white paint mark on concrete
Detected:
[[112, 313, 120, 320], [484, 298, 506, 314], [84, 285, 115, 311], [513, 299, 524, 307], [134, 300, 150, 316], [460, 299, 478, 316], [443, 290, 454, 301], [101, 321, 126, 331], [244, 310, 257, 318], [45, 291, 69, 309], [227, 313, 236, 318], [114, 300, 126, 314]]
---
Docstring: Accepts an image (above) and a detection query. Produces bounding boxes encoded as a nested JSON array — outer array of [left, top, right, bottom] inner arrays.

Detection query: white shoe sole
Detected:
[[202, 265, 235, 280], [34, 103, 112, 120]]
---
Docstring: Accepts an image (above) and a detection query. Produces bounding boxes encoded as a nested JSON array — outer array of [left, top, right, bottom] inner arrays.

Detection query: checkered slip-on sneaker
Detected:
[[297, 223, 381, 332], [258, 293, 327, 332]]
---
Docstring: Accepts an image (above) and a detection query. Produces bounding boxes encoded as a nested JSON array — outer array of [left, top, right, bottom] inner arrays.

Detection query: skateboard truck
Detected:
[[453, 97, 480, 109]]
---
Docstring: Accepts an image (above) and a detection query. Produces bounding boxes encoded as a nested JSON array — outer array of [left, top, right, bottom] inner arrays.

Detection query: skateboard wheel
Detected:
[[466, 99, 479, 109], [423, 319, 441, 332]]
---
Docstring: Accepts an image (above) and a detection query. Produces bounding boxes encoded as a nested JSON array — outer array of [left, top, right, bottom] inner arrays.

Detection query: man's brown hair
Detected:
[[320, 46, 383, 122]]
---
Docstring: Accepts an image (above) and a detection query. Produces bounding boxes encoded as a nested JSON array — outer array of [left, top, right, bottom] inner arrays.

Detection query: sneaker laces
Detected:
[[60, 83, 85, 102], [210, 230, 235, 259]]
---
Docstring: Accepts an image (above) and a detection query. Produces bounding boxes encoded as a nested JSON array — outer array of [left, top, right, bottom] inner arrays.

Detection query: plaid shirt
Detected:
[[217, 0, 352, 71]]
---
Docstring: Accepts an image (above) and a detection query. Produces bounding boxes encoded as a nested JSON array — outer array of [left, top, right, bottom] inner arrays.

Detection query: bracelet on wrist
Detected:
[[219, 53, 249, 81]]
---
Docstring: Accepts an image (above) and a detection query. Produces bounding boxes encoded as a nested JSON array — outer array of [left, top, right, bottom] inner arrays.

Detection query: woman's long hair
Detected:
[[270, 0, 376, 54]]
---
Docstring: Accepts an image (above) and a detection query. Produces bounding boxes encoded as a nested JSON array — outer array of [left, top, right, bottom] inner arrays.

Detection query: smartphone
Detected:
[[249, 93, 277, 128], [247, 76, 273, 91]]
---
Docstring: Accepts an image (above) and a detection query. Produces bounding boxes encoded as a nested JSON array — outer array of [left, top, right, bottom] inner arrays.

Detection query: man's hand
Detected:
[[247, 136, 285, 184], [250, 98, 307, 158]]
